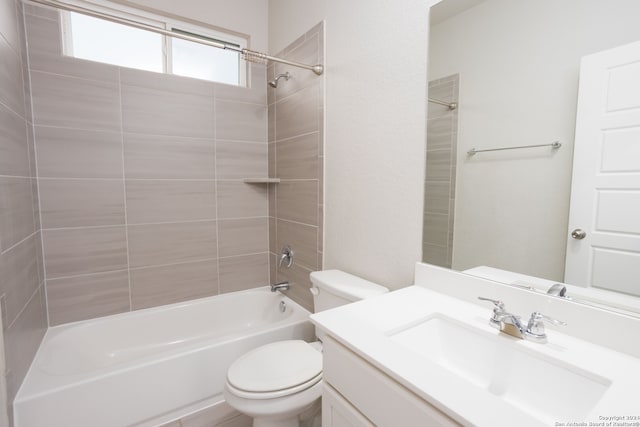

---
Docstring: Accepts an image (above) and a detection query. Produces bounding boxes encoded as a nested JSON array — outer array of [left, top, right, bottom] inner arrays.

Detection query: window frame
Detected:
[[60, 0, 248, 86]]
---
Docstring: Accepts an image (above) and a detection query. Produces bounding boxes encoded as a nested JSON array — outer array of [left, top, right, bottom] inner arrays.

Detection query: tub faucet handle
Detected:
[[279, 245, 294, 269]]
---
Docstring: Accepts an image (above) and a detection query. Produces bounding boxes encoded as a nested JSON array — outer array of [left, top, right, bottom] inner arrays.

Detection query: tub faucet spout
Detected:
[[271, 281, 290, 292]]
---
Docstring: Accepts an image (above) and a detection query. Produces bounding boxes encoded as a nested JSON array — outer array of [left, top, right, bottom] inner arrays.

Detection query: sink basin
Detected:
[[389, 314, 611, 423]]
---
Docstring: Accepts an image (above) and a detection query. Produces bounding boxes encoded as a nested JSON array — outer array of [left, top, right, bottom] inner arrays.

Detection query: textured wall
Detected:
[[269, 0, 433, 289], [25, 4, 271, 326], [268, 22, 324, 312], [0, 0, 47, 422]]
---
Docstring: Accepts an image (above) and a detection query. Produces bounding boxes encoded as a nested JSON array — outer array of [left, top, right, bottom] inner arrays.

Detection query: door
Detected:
[[565, 40, 640, 296]]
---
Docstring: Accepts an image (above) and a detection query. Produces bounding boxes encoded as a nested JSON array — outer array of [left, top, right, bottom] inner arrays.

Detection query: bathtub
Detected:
[[14, 287, 315, 427]]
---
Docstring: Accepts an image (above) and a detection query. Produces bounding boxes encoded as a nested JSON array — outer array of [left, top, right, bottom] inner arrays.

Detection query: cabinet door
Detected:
[[322, 383, 376, 427]]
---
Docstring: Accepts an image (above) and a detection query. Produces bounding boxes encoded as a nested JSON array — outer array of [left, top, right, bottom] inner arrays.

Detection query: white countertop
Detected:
[[311, 285, 640, 427]]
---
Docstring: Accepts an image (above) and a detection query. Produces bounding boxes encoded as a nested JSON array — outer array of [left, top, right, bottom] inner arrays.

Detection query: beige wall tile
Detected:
[[215, 64, 266, 105], [423, 212, 449, 247], [124, 133, 215, 179], [276, 219, 318, 270], [216, 141, 267, 179], [0, 177, 35, 251], [0, 35, 25, 118], [425, 149, 452, 182], [121, 84, 214, 137], [275, 33, 319, 100], [268, 185, 276, 216], [276, 262, 313, 312], [35, 230, 44, 285], [424, 181, 451, 215], [267, 64, 275, 107], [0, 103, 30, 177], [427, 116, 454, 151], [218, 218, 268, 258], [216, 181, 267, 219], [130, 259, 218, 310], [275, 132, 318, 180], [276, 180, 318, 225], [422, 243, 448, 268], [268, 106, 275, 143], [46, 270, 130, 325], [39, 179, 125, 228], [34, 126, 124, 178], [128, 221, 217, 268], [318, 156, 323, 204], [275, 85, 319, 141], [269, 217, 277, 254], [126, 180, 216, 224], [318, 204, 323, 253], [0, 234, 40, 326], [219, 253, 269, 294], [0, 0, 20, 53], [268, 142, 276, 177], [269, 252, 277, 284], [30, 71, 121, 131], [42, 226, 128, 278], [120, 66, 214, 96], [4, 286, 46, 401], [215, 100, 267, 142]]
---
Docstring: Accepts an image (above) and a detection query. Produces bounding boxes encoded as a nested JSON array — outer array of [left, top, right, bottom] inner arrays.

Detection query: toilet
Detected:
[[223, 270, 389, 427]]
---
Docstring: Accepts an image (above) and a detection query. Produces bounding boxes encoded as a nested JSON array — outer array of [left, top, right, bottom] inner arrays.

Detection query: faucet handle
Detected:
[[526, 312, 566, 340], [478, 296, 505, 311]]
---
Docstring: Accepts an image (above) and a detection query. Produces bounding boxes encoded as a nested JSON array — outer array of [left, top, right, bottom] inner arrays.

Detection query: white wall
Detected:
[[269, 0, 435, 289], [429, 0, 640, 281], [122, 0, 269, 52]]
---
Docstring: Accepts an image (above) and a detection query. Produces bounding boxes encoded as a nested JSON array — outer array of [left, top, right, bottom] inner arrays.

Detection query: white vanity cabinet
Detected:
[[321, 336, 459, 427]]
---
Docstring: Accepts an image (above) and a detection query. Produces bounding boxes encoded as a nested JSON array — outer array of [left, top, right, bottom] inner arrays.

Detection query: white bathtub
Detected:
[[14, 287, 314, 427]]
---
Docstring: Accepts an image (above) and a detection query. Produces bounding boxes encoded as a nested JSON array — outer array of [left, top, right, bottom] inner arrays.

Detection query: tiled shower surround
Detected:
[[423, 75, 459, 268], [268, 23, 324, 312], [24, 3, 276, 326], [0, 0, 47, 416], [0, 1, 325, 418]]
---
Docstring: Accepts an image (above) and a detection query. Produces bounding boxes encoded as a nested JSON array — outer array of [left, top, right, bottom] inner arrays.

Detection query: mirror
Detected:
[[424, 0, 640, 315]]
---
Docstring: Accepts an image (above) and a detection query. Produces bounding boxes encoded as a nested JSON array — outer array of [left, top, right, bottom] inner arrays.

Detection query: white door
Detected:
[[565, 40, 640, 296]]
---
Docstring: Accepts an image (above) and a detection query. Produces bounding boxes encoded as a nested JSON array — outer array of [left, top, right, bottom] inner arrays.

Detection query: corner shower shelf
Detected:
[[243, 178, 281, 184]]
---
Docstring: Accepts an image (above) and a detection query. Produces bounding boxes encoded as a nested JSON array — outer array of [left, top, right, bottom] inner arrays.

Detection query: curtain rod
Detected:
[[27, 0, 324, 75]]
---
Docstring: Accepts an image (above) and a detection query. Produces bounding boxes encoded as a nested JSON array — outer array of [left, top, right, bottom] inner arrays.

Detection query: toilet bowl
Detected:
[[224, 270, 388, 427]]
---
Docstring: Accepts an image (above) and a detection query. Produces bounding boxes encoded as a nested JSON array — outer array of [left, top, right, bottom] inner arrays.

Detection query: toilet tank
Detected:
[[310, 270, 389, 312]]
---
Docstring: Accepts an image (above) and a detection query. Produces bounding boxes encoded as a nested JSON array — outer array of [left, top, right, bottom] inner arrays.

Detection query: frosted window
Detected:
[[172, 36, 240, 85], [64, 9, 246, 86], [68, 13, 163, 73]]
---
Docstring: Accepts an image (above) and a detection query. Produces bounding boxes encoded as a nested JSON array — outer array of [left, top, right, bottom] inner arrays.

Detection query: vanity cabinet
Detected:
[[322, 336, 459, 427]]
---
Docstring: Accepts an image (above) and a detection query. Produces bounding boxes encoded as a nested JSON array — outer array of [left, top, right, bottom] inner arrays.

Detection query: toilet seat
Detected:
[[226, 340, 322, 400]]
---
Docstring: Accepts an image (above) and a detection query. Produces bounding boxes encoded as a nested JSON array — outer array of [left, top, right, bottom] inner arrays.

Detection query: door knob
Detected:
[[571, 229, 587, 240]]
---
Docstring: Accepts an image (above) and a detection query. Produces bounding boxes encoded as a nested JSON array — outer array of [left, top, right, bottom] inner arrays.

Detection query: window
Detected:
[[61, 1, 247, 86]]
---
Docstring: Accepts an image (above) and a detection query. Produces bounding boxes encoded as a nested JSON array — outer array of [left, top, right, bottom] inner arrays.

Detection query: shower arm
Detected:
[[27, 0, 325, 76]]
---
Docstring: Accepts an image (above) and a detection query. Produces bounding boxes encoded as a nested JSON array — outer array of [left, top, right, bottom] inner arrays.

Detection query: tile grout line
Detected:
[[117, 68, 134, 313], [213, 85, 222, 296], [22, 3, 52, 327]]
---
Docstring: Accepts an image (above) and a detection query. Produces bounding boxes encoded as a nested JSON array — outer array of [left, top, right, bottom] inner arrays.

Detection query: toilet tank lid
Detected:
[[310, 270, 389, 301]]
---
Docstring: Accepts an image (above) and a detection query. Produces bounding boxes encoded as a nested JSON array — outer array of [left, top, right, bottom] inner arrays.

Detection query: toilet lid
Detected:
[[227, 340, 322, 393]]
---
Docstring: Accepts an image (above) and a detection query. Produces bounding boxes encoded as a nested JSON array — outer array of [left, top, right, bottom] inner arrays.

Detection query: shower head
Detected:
[[269, 72, 291, 88]]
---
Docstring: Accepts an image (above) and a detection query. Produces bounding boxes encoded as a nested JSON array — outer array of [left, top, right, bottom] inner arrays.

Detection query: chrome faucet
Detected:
[[478, 297, 566, 343], [270, 281, 290, 292], [279, 246, 294, 269], [547, 283, 569, 298]]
